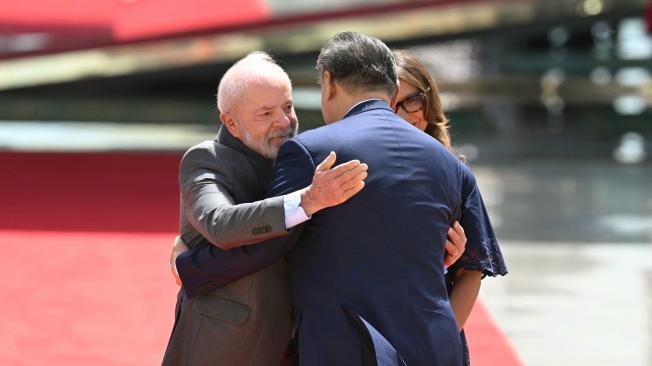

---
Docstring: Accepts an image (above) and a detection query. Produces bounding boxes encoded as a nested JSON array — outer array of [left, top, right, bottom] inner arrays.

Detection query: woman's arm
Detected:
[[447, 163, 508, 330], [449, 268, 483, 331]]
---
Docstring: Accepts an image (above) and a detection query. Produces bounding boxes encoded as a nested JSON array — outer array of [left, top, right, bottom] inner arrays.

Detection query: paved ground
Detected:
[[481, 241, 652, 365], [473, 162, 652, 366]]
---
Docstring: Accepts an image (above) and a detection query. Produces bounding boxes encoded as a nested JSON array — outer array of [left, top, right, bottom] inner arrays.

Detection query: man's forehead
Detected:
[[232, 88, 290, 118], [241, 76, 292, 101], [234, 63, 288, 83], [246, 72, 291, 89]]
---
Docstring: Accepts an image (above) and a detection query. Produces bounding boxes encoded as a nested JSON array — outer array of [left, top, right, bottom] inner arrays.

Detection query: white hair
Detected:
[[216, 51, 291, 113]]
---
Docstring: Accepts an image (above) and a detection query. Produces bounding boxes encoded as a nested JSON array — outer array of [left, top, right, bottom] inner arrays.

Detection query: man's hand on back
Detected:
[[299, 151, 368, 216], [444, 221, 466, 268], [170, 236, 190, 286]]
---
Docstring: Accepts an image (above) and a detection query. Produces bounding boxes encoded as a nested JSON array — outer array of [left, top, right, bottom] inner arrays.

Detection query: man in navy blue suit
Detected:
[[177, 32, 488, 365]]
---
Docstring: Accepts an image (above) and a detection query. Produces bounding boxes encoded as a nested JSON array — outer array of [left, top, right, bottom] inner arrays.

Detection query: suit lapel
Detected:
[[216, 126, 274, 190]]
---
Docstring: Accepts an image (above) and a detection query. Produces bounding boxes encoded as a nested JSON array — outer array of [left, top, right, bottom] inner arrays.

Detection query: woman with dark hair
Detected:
[[393, 50, 454, 150], [393, 49, 508, 365]]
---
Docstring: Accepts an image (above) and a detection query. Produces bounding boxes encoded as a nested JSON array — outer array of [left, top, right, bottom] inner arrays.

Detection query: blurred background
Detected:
[[1, 0, 651, 365]]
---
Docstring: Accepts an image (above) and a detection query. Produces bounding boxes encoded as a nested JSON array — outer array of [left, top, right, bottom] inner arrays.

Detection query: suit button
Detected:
[[198, 282, 216, 294], [252, 225, 272, 235]]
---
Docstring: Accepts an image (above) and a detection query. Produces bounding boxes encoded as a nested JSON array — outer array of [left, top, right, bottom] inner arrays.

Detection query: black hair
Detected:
[[316, 32, 398, 96]]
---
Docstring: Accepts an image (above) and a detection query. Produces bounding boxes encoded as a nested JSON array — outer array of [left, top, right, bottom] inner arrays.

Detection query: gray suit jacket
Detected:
[[162, 127, 293, 366]]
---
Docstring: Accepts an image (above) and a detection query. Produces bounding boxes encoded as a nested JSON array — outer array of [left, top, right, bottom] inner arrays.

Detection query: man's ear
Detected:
[[322, 71, 337, 101], [389, 79, 400, 109], [220, 112, 240, 139]]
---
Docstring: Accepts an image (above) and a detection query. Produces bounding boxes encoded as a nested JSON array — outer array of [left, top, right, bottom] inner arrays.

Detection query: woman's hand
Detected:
[[170, 236, 190, 286], [444, 221, 466, 268]]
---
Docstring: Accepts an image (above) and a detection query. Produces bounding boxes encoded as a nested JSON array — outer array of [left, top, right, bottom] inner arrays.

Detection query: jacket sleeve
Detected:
[[177, 138, 316, 298], [180, 144, 287, 250]]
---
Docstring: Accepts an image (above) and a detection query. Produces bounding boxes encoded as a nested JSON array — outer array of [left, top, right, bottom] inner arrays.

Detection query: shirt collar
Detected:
[[343, 99, 393, 119]]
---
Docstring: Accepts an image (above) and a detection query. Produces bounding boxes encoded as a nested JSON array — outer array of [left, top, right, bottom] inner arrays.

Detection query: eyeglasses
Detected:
[[394, 91, 427, 114]]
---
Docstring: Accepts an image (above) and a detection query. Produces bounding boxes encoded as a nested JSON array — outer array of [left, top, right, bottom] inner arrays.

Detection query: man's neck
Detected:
[[333, 91, 389, 122], [336, 91, 389, 120]]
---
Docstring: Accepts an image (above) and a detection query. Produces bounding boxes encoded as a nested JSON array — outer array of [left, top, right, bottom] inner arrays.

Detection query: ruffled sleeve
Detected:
[[453, 164, 508, 278]]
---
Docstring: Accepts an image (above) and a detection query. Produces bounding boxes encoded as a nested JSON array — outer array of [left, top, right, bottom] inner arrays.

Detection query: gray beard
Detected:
[[241, 124, 298, 160]]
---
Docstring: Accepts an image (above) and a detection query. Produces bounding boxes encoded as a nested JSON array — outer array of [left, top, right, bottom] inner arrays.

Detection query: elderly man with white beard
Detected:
[[162, 52, 369, 366]]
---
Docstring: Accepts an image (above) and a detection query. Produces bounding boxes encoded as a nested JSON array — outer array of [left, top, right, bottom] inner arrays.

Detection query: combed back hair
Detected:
[[216, 51, 291, 113], [316, 32, 398, 96]]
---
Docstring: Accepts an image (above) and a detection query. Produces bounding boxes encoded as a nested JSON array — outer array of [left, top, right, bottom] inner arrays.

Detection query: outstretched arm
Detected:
[[177, 139, 366, 298], [181, 146, 367, 250], [179, 145, 287, 250]]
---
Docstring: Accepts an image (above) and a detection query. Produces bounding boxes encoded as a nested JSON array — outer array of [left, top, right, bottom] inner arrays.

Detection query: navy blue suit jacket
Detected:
[[177, 100, 480, 365]]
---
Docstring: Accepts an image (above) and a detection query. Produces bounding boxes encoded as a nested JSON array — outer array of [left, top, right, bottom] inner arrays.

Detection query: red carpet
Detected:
[[0, 152, 522, 365], [0, 230, 178, 365], [466, 300, 523, 366]]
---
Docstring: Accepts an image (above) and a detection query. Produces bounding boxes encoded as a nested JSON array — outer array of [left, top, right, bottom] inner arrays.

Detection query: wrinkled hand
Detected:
[[300, 151, 368, 216], [444, 221, 466, 268], [170, 236, 190, 286]]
